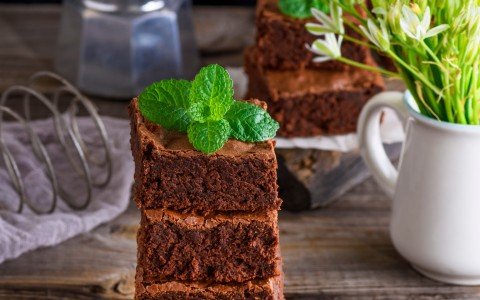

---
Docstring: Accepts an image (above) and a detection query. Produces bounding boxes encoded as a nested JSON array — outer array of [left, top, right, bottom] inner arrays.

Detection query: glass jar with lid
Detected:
[[55, 0, 200, 98]]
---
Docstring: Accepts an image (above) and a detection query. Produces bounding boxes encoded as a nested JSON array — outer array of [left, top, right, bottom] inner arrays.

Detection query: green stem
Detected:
[[443, 66, 454, 122], [418, 55, 445, 119], [465, 98, 473, 124], [473, 62, 479, 124], [420, 41, 441, 65], [400, 68, 429, 116], [389, 48, 444, 119], [387, 51, 442, 96], [454, 75, 467, 124], [456, 105, 467, 124], [335, 1, 365, 23], [342, 34, 379, 50], [337, 57, 400, 77], [343, 19, 365, 37]]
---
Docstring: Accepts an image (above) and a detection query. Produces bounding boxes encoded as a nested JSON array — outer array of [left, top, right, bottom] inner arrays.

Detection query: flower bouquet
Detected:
[[307, 0, 480, 125]]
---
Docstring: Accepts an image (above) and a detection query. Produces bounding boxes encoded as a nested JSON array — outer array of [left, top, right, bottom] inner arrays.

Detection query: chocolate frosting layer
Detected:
[[143, 208, 278, 229], [144, 277, 277, 293], [264, 56, 384, 95], [131, 99, 275, 157]]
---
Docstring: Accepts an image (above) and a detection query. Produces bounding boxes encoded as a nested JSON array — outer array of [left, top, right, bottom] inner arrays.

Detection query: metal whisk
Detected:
[[0, 71, 113, 214]]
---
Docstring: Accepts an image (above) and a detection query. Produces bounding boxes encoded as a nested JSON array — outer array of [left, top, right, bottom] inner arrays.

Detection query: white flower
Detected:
[[307, 3, 344, 35], [372, 7, 386, 15], [306, 21, 336, 35], [400, 5, 449, 41], [360, 19, 390, 51], [373, 1, 404, 38], [307, 33, 343, 63], [387, 1, 404, 38]]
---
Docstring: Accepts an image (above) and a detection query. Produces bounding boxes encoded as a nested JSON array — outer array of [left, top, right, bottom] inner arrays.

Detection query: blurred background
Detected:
[[0, 0, 255, 4], [0, 0, 257, 102]]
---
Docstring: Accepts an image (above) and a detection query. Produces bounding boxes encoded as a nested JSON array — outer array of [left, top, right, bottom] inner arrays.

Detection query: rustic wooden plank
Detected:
[[2, 180, 480, 299], [0, 202, 139, 300], [280, 180, 480, 299]]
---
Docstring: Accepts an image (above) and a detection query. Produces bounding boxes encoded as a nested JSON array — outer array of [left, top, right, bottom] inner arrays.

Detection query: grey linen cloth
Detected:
[[0, 116, 134, 264]]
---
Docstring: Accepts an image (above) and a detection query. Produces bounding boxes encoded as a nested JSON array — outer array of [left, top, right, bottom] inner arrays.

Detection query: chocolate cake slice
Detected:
[[129, 99, 281, 215], [256, 0, 369, 71], [245, 46, 385, 137], [135, 277, 284, 300], [137, 209, 281, 284]]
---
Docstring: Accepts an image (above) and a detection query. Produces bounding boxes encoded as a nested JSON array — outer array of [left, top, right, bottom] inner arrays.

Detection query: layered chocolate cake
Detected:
[[245, 47, 384, 137], [247, 0, 385, 137], [129, 98, 283, 299]]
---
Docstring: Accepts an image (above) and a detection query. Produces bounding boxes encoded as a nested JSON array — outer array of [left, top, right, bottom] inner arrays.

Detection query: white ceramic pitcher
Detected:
[[358, 90, 480, 285]]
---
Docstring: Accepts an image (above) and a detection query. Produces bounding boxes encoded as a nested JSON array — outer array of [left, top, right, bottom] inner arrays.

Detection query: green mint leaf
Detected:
[[225, 102, 279, 142], [138, 65, 279, 155], [138, 79, 191, 132], [187, 102, 211, 122], [187, 119, 231, 154], [279, 0, 330, 19], [189, 64, 234, 122]]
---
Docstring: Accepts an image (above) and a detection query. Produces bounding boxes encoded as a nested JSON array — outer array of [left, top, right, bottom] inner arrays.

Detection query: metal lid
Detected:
[[81, 0, 165, 13]]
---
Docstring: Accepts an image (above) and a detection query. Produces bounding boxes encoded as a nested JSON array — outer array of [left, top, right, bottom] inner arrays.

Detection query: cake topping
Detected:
[[278, 0, 329, 19], [138, 64, 279, 154]]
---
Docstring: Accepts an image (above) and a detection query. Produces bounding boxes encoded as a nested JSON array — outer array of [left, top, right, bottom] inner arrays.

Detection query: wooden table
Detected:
[[1, 5, 480, 300]]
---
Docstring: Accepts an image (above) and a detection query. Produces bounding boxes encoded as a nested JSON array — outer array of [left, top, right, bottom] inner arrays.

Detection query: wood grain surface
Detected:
[[0, 4, 480, 300], [2, 181, 480, 299]]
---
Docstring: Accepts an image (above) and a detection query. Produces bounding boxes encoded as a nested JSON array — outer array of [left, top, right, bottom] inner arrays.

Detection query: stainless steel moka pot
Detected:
[[55, 0, 200, 98]]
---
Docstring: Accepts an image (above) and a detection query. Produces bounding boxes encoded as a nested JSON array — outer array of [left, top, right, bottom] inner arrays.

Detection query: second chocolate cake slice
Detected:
[[245, 47, 385, 137], [137, 209, 281, 284]]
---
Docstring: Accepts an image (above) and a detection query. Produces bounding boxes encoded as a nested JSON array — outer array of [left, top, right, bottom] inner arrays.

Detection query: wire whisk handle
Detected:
[[0, 71, 113, 214]]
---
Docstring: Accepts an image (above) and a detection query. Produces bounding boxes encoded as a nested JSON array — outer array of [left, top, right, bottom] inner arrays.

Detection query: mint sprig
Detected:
[[188, 120, 230, 154], [279, 0, 330, 19], [138, 64, 279, 154], [225, 102, 279, 142], [189, 64, 234, 121], [138, 79, 191, 131]]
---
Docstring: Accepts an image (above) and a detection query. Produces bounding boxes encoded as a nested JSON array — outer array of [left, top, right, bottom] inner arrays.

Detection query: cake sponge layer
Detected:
[[135, 276, 284, 300], [137, 209, 281, 284]]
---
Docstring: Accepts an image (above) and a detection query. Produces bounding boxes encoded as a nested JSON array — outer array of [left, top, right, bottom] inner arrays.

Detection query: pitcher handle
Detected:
[[357, 91, 409, 199]]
